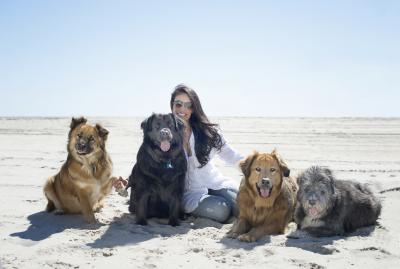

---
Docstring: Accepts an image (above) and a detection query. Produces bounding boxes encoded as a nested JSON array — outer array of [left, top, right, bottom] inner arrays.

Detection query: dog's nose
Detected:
[[78, 140, 87, 147], [77, 142, 86, 149], [308, 193, 318, 206], [76, 141, 88, 152], [261, 178, 271, 187], [308, 199, 316, 206], [160, 128, 171, 137]]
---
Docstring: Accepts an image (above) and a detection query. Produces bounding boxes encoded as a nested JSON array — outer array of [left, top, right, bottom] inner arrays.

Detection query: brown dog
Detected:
[[43, 117, 115, 223], [227, 150, 297, 242]]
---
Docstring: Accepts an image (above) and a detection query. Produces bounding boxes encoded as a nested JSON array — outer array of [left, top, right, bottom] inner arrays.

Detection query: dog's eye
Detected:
[[255, 167, 261, 172], [77, 133, 82, 139], [89, 136, 94, 142], [270, 168, 276, 173]]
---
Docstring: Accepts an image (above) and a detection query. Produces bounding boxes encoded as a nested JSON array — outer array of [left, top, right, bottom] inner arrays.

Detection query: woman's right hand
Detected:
[[112, 176, 128, 189]]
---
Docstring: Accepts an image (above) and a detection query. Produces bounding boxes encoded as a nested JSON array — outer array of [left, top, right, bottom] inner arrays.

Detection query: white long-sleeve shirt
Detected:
[[182, 132, 243, 213]]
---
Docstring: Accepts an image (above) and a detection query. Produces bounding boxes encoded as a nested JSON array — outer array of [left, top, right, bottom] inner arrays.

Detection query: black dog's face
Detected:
[[141, 113, 184, 152]]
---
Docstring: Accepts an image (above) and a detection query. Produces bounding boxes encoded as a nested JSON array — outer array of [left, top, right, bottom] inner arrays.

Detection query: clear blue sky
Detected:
[[1, 0, 399, 117]]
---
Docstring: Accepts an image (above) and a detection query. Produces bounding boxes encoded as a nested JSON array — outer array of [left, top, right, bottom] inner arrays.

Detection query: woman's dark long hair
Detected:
[[170, 84, 223, 168]]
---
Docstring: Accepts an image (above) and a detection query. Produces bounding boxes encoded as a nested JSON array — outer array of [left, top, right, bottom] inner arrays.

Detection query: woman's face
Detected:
[[172, 93, 193, 123]]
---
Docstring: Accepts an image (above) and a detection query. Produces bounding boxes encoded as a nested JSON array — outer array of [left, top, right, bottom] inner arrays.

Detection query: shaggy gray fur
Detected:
[[294, 166, 381, 237]]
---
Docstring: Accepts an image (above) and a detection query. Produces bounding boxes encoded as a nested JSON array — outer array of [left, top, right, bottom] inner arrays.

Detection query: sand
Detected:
[[1, 117, 399, 269]]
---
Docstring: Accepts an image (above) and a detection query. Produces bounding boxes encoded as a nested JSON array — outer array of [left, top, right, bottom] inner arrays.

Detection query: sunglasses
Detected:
[[173, 100, 192, 109]]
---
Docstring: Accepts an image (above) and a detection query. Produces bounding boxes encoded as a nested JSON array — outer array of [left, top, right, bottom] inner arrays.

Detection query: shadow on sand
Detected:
[[10, 211, 101, 241], [218, 224, 378, 254], [219, 235, 272, 251], [87, 213, 193, 248], [285, 225, 378, 255]]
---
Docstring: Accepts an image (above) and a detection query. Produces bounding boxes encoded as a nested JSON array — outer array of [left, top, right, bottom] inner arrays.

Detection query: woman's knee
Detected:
[[209, 200, 231, 223], [192, 196, 231, 223], [209, 188, 238, 217]]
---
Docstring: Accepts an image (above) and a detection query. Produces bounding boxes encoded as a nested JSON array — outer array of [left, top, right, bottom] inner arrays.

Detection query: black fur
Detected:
[[127, 113, 187, 226]]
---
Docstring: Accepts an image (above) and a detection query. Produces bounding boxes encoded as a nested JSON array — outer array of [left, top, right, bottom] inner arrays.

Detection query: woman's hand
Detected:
[[112, 176, 128, 197], [112, 176, 128, 188]]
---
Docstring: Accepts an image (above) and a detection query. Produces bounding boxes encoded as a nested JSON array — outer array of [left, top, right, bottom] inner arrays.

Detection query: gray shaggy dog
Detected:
[[294, 166, 381, 237]]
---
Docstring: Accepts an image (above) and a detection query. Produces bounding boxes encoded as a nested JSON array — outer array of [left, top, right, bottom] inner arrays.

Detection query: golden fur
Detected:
[[43, 117, 115, 223], [227, 150, 298, 242]]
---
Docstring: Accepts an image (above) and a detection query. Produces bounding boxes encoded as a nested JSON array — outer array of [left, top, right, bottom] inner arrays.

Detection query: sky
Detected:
[[0, 0, 399, 117]]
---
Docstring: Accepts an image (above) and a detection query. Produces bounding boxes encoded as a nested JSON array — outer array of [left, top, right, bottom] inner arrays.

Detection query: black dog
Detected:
[[126, 113, 187, 226]]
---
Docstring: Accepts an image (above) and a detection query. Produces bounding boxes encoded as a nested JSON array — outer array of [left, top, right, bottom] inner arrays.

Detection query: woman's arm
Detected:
[[217, 133, 243, 166]]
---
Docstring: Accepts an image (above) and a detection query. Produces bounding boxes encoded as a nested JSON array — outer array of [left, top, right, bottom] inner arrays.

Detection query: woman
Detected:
[[115, 84, 243, 223], [169, 84, 243, 223]]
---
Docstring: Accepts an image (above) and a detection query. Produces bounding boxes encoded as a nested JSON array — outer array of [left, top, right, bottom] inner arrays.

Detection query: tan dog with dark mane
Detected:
[[43, 117, 115, 223], [227, 150, 297, 242]]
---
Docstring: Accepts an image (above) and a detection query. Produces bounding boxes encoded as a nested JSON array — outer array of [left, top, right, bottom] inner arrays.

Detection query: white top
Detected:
[[182, 132, 243, 213]]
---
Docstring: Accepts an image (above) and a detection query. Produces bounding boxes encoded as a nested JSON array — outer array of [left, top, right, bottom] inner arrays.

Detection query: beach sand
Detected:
[[1, 117, 399, 269]]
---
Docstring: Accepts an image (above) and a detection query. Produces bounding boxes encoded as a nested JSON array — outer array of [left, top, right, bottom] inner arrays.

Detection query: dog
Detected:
[[227, 150, 298, 242], [43, 117, 115, 223], [126, 113, 187, 226], [294, 166, 382, 237]]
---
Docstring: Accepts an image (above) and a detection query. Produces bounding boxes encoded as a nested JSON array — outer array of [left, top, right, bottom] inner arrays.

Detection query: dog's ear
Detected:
[[70, 117, 87, 130], [271, 149, 290, 177], [240, 152, 258, 178], [141, 114, 154, 131], [321, 166, 336, 194], [296, 171, 304, 187], [321, 167, 333, 179], [95, 124, 109, 140]]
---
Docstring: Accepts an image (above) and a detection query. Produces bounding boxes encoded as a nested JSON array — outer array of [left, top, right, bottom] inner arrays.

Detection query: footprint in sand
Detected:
[[380, 187, 400, 193], [190, 247, 203, 253], [25, 199, 39, 203], [359, 247, 391, 255], [290, 259, 326, 269]]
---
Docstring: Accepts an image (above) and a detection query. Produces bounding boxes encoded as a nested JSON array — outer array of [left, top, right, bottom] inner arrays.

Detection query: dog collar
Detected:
[[165, 160, 174, 169]]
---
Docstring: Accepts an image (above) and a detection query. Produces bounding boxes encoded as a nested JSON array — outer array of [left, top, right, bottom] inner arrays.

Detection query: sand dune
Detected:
[[1, 117, 399, 268]]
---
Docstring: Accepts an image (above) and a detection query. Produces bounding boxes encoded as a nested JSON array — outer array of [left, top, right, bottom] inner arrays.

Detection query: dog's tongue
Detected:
[[309, 207, 318, 217], [160, 140, 171, 152], [260, 188, 270, 198]]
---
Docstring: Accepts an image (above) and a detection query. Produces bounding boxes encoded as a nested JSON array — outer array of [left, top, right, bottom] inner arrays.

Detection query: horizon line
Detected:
[[1, 115, 399, 119]]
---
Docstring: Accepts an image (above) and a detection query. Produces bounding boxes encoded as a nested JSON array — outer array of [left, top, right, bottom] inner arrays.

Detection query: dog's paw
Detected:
[[136, 219, 148, 226], [226, 231, 239, 239], [168, 219, 180, 227], [53, 209, 65, 215], [84, 213, 96, 224], [286, 229, 310, 239], [93, 203, 104, 213], [238, 234, 257, 242]]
